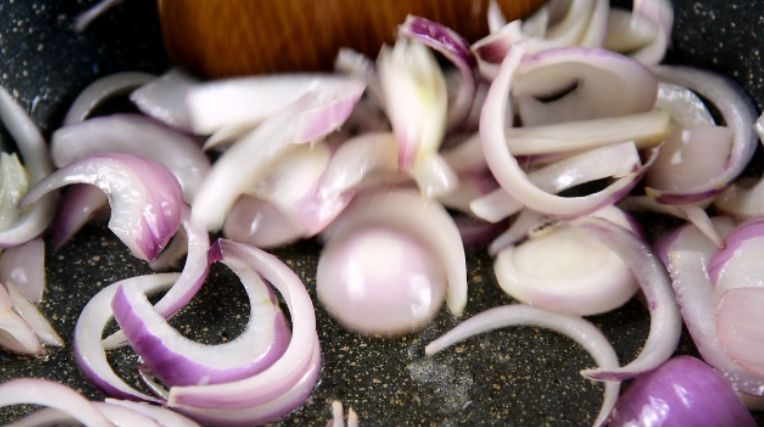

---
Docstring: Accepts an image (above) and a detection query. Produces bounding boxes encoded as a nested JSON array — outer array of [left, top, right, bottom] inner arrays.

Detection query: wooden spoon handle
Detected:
[[158, 0, 544, 77]]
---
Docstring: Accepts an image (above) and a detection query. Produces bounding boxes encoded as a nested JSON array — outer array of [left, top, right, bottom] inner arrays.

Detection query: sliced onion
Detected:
[[328, 400, 360, 427], [174, 338, 321, 426], [647, 66, 758, 204], [167, 240, 318, 409], [488, 209, 548, 254], [6, 284, 62, 347], [0, 378, 110, 427], [326, 189, 467, 316], [74, 273, 178, 402], [50, 184, 109, 249], [22, 152, 184, 262], [187, 74, 361, 135], [73, 0, 122, 32], [514, 47, 658, 126], [666, 251, 764, 395], [103, 209, 211, 349], [425, 305, 620, 427], [716, 178, 764, 221], [104, 399, 202, 427], [0, 283, 41, 355], [506, 110, 669, 155], [130, 69, 198, 132], [630, 0, 674, 64], [653, 216, 735, 267], [378, 39, 447, 169], [0, 86, 55, 248], [10, 401, 162, 427], [52, 114, 210, 202], [716, 287, 764, 376], [494, 207, 639, 316], [0, 153, 29, 231], [0, 237, 45, 303], [472, 141, 643, 222], [609, 356, 756, 427], [707, 218, 764, 287], [318, 133, 398, 199], [64, 71, 155, 126], [603, 9, 655, 53], [438, 171, 498, 215], [113, 263, 289, 387], [399, 15, 477, 128], [223, 195, 303, 249], [621, 197, 723, 247], [191, 87, 363, 232], [318, 225, 446, 335], [573, 217, 681, 380]]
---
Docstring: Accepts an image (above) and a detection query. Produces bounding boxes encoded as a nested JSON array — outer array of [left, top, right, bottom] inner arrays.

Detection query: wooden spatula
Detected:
[[158, 0, 544, 77]]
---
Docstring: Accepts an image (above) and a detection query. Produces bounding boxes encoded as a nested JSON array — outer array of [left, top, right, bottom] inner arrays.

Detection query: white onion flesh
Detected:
[[6, 284, 62, 347]]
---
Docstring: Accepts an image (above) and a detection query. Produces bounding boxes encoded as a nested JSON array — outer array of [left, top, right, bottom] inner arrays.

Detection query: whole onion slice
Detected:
[[0, 283, 41, 355], [50, 184, 109, 249], [74, 273, 178, 402], [113, 242, 290, 387], [167, 240, 318, 410], [22, 152, 184, 262], [191, 86, 363, 232], [105, 399, 201, 427], [103, 209, 210, 349], [609, 356, 756, 427], [175, 338, 321, 426], [64, 71, 155, 126], [0, 378, 110, 427], [425, 305, 620, 427], [130, 69, 198, 132], [667, 251, 764, 395], [514, 47, 658, 126], [573, 217, 681, 380], [52, 114, 211, 201], [317, 225, 446, 335], [494, 207, 639, 316], [325, 189, 467, 316], [0, 237, 45, 303], [647, 66, 758, 204], [0, 87, 55, 248], [716, 287, 764, 376], [187, 74, 362, 135], [399, 15, 477, 129], [6, 284, 62, 347]]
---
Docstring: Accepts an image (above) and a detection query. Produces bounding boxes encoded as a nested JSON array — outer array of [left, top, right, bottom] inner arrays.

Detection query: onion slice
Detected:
[[6, 284, 62, 347], [103, 209, 211, 349], [716, 287, 764, 376], [167, 240, 318, 410], [112, 242, 290, 387], [223, 195, 304, 249], [64, 71, 155, 125], [52, 114, 211, 202], [22, 152, 184, 262], [0, 283, 41, 355], [398, 15, 477, 128], [191, 86, 363, 232], [425, 305, 619, 427], [0, 237, 45, 303], [647, 66, 758, 203], [50, 184, 109, 249], [481, 44, 654, 217], [326, 189, 467, 316], [0, 86, 55, 248], [130, 69, 198, 132], [74, 273, 178, 402], [514, 48, 658, 126], [104, 399, 201, 427], [573, 217, 681, 380], [0, 378, 110, 427]]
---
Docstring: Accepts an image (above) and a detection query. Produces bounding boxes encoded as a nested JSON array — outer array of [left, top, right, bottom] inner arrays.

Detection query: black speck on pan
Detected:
[[0, 0, 761, 425]]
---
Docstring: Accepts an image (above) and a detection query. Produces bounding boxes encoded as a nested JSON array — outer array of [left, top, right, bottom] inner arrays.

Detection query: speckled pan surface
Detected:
[[0, 0, 761, 425]]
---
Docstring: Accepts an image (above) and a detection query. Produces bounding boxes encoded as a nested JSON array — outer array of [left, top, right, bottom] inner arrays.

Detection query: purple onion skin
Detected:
[[609, 356, 756, 427]]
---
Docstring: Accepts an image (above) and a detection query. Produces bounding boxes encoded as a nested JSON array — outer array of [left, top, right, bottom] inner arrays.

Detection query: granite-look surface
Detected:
[[0, 0, 761, 425]]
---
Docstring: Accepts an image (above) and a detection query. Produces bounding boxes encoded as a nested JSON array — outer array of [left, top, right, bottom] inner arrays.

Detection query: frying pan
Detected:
[[0, 0, 762, 425]]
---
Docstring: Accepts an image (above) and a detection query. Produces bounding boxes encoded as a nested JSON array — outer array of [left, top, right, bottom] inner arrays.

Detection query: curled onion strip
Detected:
[[574, 217, 681, 380], [0, 283, 41, 355], [64, 71, 155, 126], [425, 305, 620, 427]]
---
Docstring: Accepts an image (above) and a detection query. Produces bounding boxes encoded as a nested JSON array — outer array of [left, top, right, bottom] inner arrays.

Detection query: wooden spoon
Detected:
[[158, 0, 545, 77]]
